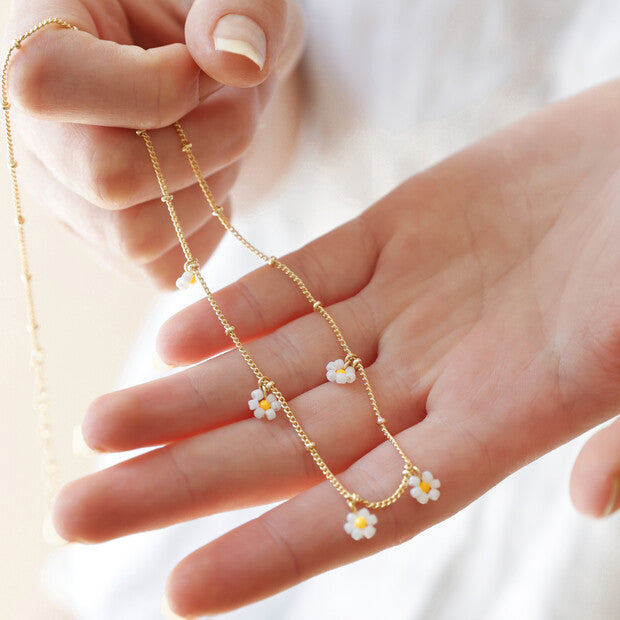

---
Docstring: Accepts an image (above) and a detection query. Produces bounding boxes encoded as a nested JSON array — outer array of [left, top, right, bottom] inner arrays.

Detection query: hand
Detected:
[[3, 0, 304, 287], [52, 81, 620, 617]]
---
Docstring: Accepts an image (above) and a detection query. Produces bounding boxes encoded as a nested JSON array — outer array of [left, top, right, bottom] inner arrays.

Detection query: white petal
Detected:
[[422, 470, 434, 483], [367, 514, 378, 526], [251, 388, 264, 400], [266, 409, 276, 420], [271, 399, 281, 411], [344, 522, 354, 534], [326, 370, 337, 382], [357, 508, 369, 519], [266, 393, 276, 403], [253, 409, 264, 419], [326, 362, 335, 371], [176, 277, 189, 290], [408, 475, 420, 487], [248, 399, 259, 410], [351, 528, 363, 540], [428, 489, 440, 501], [411, 486, 422, 498], [346, 512, 356, 522], [417, 493, 429, 504], [345, 370, 356, 383], [334, 359, 345, 369], [431, 479, 441, 489], [335, 373, 347, 384], [364, 525, 376, 539]]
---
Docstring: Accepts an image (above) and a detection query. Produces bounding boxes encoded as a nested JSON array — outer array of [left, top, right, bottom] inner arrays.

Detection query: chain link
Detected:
[[4, 18, 423, 518], [2, 18, 78, 506], [139, 123, 423, 512]]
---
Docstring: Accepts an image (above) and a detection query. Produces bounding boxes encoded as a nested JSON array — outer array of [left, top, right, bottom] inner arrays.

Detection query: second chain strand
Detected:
[[140, 125, 418, 510]]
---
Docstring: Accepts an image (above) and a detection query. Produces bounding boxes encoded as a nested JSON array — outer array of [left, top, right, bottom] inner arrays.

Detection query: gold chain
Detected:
[[4, 19, 424, 521], [137, 124, 421, 511], [2, 18, 79, 506]]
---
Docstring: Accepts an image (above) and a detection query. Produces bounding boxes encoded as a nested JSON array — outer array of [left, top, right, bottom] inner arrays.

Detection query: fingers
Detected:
[[54, 347, 428, 543], [570, 416, 620, 518], [84, 293, 379, 451], [157, 215, 380, 365], [185, 0, 299, 87], [13, 85, 265, 209], [163, 416, 480, 617], [7, 20, 218, 128], [18, 140, 239, 265], [142, 206, 229, 290]]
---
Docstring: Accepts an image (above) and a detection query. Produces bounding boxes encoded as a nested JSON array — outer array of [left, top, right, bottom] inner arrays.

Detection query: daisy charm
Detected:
[[344, 508, 377, 540], [409, 470, 441, 504], [248, 388, 281, 420], [326, 359, 356, 384]]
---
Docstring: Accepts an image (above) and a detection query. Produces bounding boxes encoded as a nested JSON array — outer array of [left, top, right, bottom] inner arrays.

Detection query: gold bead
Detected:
[[14, 214, 25, 225], [2, 102, 10, 110], [161, 194, 174, 203], [181, 143, 192, 152], [268, 256, 277, 266], [376, 417, 386, 425], [305, 441, 316, 451], [224, 325, 235, 336], [12, 39, 22, 49], [312, 300, 322, 311]]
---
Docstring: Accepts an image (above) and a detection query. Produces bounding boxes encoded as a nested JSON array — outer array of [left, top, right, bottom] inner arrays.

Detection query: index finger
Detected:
[[5, 15, 219, 128]]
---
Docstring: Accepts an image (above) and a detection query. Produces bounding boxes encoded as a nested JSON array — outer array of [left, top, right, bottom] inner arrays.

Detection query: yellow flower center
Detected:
[[336, 368, 346, 374], [190, 273, 196, 284], [419, 481, 431, 493], [354, 516, 367, 529], [259, 399, 271, 410]]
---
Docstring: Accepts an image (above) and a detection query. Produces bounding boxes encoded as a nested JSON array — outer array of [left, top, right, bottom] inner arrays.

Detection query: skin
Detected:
[[50, 80, 620, 617], [3, 0, 304, 287]]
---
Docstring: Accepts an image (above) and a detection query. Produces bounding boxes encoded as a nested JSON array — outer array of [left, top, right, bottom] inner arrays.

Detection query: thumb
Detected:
[[185, 0, 294, 87], [570, 416, 620, 518]]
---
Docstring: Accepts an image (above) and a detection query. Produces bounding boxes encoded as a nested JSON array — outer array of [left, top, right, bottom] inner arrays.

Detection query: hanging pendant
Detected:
[[248, 387, 281, 420], [326, 359, 356, 384], [344, 508, 377, 540], [408, 470, 441, 504]]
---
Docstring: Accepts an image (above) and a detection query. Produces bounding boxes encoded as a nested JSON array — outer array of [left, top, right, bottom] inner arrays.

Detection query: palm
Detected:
[[54, 82, 620, 615]]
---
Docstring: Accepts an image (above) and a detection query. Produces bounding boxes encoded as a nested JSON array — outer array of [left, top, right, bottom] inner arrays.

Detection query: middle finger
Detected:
[[14, 82, 272, 210]]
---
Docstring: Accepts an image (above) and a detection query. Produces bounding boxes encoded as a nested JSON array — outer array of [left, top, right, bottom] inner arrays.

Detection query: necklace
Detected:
[[4, 18, 441, 543]]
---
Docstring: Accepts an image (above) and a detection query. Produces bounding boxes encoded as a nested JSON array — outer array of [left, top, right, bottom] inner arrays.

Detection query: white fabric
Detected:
[[44, 1, 620, 618]]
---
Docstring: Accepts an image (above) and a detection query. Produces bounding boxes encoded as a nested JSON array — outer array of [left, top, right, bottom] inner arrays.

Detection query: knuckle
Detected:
[[136, 46, 197, 129], [81, 130, 136, 208], [8, 38, 49, 115], [110, 214, 161, 264], [222, 92, 259, 163]]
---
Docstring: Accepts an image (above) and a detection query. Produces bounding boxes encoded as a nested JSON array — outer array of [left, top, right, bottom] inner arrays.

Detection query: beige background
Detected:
[[0, 6, 155, 618]]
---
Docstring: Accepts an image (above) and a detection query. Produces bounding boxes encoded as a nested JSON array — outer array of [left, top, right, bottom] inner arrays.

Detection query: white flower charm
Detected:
[[409, 470, 441, 504], [326, 359, 356, 384], [344, 508, 377, 540], [248, 388, 281, 421], [176, 270, 196, 290]]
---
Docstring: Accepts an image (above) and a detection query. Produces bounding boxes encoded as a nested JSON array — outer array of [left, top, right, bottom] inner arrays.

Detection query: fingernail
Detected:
[[42, 511, 70, 547], [213, 14, 266, 70], [603, 477, 619, 517], [153, 351, 177, 373], [161, 595, 191, 619], [72, 425, 98, 456]]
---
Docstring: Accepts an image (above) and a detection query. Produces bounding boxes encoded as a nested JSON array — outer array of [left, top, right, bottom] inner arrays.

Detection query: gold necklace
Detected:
[[4, 18, 441, 543]]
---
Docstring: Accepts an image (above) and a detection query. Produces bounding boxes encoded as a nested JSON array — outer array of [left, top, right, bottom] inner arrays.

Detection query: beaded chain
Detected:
[[3, 18, 441, 543]]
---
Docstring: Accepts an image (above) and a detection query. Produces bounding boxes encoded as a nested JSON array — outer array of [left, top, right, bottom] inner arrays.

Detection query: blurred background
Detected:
[[0, 9, 156, 619]]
